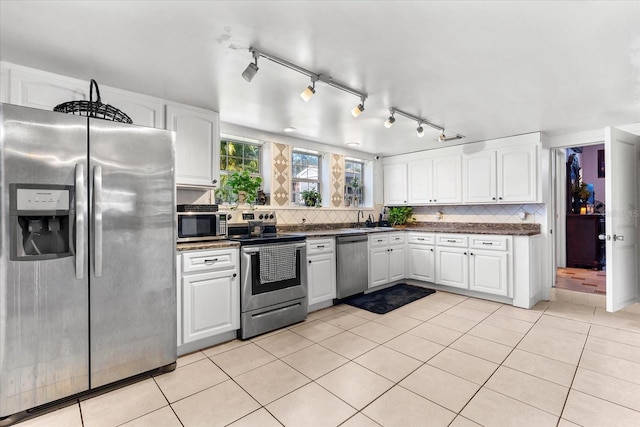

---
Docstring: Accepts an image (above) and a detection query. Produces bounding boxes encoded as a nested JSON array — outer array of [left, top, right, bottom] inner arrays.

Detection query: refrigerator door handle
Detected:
[[93, 165, 103, 277], [75, 163, 85, 279]]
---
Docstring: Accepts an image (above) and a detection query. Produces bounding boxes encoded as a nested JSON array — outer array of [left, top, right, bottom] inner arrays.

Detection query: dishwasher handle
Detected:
[[337, 235, 368, 244]]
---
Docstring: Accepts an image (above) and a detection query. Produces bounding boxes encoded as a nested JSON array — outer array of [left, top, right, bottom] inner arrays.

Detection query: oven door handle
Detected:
[[242, 242, 306, 255]]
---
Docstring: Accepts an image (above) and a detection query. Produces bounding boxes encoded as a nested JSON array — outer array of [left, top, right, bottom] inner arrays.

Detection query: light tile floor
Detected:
[[16, 291, 640, 427]]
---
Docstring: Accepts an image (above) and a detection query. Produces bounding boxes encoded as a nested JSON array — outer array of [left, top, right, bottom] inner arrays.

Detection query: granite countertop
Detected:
[[281, 222, 540, 238], [176, 240, 241, 252]]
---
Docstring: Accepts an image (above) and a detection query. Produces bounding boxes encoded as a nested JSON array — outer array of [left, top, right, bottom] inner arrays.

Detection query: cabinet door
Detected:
[[469, 250, 508, 296], [435, 247, 468, 289], [369, 246, 390, 288], [408, 244, 435, 282], [388, 245, 406, 282], [497, 145, 538, 202], [463, 151, 497, 203], [307, 254, 336, 305], [383, 163, 408, 205], [182, 269, 239, 343], [432, 155, 462, 204], [408, 159, 433, 204], [100, 87, 165, 128], [7, 66, 88, 110], [167, 104, 220, 187]]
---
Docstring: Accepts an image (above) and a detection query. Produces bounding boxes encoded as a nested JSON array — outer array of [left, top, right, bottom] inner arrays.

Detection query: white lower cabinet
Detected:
[[434, 234, 512, 297], [368, 232, 406, 288], [435, 246, 469, 289], [179, 247, 239, 349], [306, 238, 336, 307], [407, 233, 436, 282]]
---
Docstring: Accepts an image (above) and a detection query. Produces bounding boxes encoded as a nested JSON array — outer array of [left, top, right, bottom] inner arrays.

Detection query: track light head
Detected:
[[351, 103, 365, 117], [242, 50, 260, 82], [417, 124, 425, 137], [300, 84, 316, 102], [242, 62, 258, 82], [384, 112, 396, 128]]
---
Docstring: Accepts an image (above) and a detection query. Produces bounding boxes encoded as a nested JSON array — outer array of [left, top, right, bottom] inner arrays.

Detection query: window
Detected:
[[291, 149, 321, 206], [217, 136, 262, 204], [219, 137, 261, 174], [345, 158, 365, 206]]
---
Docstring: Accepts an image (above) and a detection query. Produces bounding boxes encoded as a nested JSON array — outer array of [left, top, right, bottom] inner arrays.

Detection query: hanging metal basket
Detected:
[[54, 79, 133, 124]]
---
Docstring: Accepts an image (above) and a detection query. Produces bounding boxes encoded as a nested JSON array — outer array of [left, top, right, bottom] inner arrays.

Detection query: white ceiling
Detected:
[[1, 1, 639, 156]]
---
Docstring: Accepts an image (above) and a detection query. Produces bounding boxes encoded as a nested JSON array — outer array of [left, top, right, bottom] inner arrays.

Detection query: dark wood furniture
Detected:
[[566, 214, 605, 270]]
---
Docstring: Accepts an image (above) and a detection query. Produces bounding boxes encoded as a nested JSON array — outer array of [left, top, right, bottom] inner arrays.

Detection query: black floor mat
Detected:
[[343, 284, 436, 314]]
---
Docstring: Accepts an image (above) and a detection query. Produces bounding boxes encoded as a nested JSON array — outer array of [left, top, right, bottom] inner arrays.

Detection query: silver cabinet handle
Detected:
[[204, 258, 219, 265], [613, 235, 625, 241], [93, 165, 103, 277], [75, 164, 85, 280]]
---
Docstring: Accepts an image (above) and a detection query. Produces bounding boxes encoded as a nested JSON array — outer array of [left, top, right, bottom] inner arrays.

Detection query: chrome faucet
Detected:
[[356, 210, 364, 227]]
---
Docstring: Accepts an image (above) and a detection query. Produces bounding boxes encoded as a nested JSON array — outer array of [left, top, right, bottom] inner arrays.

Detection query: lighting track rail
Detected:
[[385, 107, 464, 141], [242, 47, 368, 116]]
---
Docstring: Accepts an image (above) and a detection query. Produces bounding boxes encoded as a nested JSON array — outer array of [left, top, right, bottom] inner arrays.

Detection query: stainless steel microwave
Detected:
[[177, 212, 227, 242]]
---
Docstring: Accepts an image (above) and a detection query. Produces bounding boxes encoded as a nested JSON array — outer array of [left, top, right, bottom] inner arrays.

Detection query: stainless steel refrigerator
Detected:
[[0, 103, 176, 422]]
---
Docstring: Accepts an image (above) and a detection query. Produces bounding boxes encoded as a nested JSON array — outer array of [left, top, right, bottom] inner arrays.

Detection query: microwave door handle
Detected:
[[93, 165, 103, 277], [75, 164, 85, 279]]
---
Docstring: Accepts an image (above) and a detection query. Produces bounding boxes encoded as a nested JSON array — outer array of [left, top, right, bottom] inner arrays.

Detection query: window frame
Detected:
[[345, 157, 365, 206], [291, 148, 322, 206], [219, 135, 262, 177]]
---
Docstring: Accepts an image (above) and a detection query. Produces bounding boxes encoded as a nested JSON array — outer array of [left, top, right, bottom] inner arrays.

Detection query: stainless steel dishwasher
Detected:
[[336, 234, 369, 299]]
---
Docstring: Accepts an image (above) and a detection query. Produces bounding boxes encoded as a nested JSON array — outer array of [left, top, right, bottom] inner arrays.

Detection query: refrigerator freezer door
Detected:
[[0, 104, 90, 417], [88, 119, 176, 388]]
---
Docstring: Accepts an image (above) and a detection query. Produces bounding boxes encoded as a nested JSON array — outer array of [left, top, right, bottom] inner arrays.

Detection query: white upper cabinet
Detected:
[[99, 87, 165, 129], [408, 159, 433, 204], [3, 65, 88, 110], [166, 103, 220, 188], [497, 145, 538, 203], [432, 155, 462, 204], [383, 163, 408, 205], [463, 150, 497, 203]]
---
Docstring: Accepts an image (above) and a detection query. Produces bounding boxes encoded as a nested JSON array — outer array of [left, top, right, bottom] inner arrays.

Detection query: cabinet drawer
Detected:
[[388, 232, 406, 245], [469, 235, 510, 251], [182, 248, 238, 273], [436, 234, 468, 247], [408, 233, 435, 245], [307, 238, 335, 255], [369, 234, 389, 247]]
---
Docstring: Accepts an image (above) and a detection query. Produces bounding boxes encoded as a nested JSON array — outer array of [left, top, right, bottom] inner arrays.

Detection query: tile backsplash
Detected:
[[411, 204, 546, 224], [176, 189, 545, 226]]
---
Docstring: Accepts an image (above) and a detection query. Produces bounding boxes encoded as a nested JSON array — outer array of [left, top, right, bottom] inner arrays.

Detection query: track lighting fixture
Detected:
[[437, 133, 465, 142], [243, 47, 367, 116], [242, 50, 260, 82], [383, 107, 463, 140], [384, 111, 396, 128], [351, 99, 365, 117], [300, 76, 318, 102]]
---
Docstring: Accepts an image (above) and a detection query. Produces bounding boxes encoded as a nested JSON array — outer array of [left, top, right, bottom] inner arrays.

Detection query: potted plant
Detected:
[[388, 206, 414, 226], [226, 171, 263, 205], [301, 188, 322, 207]]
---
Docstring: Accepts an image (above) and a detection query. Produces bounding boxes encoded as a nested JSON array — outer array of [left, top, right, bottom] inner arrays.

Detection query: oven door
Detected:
[[240, 242, 307, 312]]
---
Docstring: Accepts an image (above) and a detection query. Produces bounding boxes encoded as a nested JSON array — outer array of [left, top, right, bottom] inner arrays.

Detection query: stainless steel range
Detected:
[[226, 211, 307, 339]]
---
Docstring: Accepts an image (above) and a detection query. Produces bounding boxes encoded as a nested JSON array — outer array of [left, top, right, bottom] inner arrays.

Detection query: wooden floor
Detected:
[[556, 267, 606, 294]]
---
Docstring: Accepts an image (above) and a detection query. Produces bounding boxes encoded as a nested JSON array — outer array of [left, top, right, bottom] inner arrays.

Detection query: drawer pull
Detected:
[[377, 239, 384, 242], [482, 242, 493, 245], [203, 258, 219, 265], [316, 245, 325, 248], [417, 238, 425, 241], [446, 239, 457, 243]]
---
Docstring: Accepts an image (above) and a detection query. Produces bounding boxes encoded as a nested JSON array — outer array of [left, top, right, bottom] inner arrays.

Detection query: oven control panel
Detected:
[[225, 210, 277, 225]]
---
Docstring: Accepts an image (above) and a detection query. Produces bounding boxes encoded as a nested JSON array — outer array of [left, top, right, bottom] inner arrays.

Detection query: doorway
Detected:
[[554, 144, 607, 296]]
